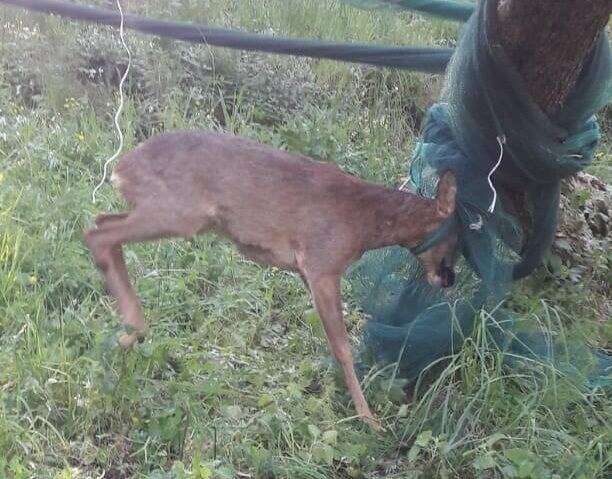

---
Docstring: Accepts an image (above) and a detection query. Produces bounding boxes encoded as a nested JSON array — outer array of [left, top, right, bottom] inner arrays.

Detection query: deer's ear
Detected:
[[436, 171, 457, 217]]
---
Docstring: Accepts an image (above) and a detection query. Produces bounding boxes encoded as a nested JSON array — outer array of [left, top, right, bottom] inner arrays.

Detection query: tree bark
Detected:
[[492, 0, 611, 266], [495, 0, 611, 116]]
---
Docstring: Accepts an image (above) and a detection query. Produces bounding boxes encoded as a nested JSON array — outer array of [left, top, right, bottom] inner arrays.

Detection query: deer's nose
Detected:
[[440, 266, 455, 288]]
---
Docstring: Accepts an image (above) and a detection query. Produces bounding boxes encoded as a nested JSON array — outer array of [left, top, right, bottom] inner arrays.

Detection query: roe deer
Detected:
[[84, 130, 458, 429]]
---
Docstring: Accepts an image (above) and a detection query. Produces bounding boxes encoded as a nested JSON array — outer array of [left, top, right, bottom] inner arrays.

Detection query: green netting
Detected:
[[342, 0, 474, 22], [348, 0, 611, 390], [0, 0, 454, 74]]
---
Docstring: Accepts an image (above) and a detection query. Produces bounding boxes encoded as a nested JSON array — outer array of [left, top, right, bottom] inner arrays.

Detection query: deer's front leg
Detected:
[[305, 274, 381, 430]]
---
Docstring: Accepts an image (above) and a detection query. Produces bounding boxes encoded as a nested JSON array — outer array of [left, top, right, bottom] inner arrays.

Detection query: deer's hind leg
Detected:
[[84, 207, 212, 348]]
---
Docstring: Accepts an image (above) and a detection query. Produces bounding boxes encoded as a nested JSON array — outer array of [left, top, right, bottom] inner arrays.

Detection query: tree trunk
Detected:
[[495, 0, 611, 116], [492, 0, 611, 265]]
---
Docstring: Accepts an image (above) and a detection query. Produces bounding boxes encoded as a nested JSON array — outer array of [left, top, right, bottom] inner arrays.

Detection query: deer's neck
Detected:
[[365, 189, 442, 251]]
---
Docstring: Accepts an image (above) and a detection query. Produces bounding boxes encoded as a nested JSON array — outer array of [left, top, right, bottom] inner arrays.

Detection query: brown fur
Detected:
[[84, 130, 458, 428]]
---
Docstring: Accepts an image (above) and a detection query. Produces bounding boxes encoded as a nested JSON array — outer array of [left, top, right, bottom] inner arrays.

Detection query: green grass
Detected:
[[0, 1, 610, 478]]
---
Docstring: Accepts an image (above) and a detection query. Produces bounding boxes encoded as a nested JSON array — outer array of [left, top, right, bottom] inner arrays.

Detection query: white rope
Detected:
[[486, 135, 505, 213], [92, 0, 131, 203], [398, 178, 410, 191]]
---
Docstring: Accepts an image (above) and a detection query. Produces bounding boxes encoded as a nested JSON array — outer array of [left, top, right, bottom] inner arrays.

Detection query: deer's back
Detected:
[[115, 130, 373, 209], [114, 131, 382, 246]]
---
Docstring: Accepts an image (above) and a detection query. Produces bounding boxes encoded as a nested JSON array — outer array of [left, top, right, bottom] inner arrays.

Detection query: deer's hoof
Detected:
[[363, 414, 385, 432], [118, 332, 140, 349]]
